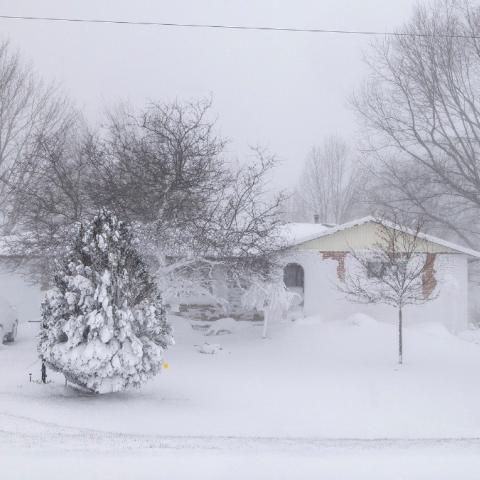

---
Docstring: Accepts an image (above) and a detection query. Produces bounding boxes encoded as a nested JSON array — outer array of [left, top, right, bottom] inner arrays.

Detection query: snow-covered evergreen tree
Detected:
[[39, 209, 173, 393]]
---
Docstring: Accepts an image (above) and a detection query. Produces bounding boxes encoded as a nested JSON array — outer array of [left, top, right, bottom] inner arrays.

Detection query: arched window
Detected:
[[283, 263, 304, 290]]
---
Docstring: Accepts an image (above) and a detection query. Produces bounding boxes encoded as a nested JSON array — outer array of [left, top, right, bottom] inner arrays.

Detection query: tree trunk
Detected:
[[262, 310, 269, 339], [398, 307, 403, 365]]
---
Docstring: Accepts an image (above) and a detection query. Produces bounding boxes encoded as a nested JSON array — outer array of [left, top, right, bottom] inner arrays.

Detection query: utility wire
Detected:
[[0, 14, 479, 39]]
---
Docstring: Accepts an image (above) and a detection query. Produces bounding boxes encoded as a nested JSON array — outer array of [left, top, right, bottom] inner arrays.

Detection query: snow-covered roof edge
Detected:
[[287, 215, 480, 259]]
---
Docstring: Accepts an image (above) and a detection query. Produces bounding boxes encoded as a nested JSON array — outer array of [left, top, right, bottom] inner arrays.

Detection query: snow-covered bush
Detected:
[[242, 275, 300, 338], [38, 209, 173, 394]]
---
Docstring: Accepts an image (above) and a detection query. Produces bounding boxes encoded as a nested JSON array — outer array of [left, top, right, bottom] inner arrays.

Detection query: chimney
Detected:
[[313, 214, 319, 224]]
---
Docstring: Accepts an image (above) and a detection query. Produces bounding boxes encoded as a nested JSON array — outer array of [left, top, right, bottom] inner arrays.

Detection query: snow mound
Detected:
[[413, 321, 453, 339], [196, 342, 223, 354], [205, 318, 237, 336], [346, 313, 377, 327], [458, 328, 480, 344], [294, 315, 323, 326]]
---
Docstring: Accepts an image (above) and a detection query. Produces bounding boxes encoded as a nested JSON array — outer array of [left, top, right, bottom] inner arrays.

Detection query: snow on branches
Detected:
[[242, 274, 300, 338], [38, 209, 173, 394]]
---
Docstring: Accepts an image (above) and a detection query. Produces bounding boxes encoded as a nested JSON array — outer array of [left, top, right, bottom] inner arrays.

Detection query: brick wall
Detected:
[[322, 251, 347, 281], [422, 253, 437, 297]]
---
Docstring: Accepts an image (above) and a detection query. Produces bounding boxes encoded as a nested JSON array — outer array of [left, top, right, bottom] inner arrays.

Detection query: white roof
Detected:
[[280, 216, 480, 258], [277, 222, 332, 246]]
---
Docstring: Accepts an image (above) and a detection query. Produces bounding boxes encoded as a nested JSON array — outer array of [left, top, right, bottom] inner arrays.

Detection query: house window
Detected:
[[367, 260, 407, 279], [367, 261, 385, 278], [283, 263, 304, 289]]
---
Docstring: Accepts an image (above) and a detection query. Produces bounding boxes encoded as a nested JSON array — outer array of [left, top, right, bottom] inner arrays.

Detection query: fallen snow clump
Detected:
[[195, 342, 223, 354]]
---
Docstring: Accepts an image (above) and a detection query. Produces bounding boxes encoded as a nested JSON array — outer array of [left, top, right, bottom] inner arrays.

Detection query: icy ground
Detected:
[[3, 308, 480, 478]]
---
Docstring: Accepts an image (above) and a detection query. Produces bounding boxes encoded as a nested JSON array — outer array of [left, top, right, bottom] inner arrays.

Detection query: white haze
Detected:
[[0, 0, 416, 188]]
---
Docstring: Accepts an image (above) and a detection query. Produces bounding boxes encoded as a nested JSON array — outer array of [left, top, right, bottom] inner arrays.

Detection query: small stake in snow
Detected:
[[41, 360, 47, 384], [29, 373, 32, 383]]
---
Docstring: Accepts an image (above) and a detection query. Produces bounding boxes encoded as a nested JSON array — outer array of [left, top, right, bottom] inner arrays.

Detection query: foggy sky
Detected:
[[0, 0, 417, 189]]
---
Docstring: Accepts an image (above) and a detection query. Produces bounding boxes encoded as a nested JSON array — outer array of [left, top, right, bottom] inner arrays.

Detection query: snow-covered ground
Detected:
[[3, 301, 480, 478]]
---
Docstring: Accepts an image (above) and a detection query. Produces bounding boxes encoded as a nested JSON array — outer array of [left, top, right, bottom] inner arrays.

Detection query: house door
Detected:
[[283, 263, 305, 309]]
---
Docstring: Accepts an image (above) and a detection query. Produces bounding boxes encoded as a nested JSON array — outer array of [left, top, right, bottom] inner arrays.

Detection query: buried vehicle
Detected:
[[0, 297, 18, 343]]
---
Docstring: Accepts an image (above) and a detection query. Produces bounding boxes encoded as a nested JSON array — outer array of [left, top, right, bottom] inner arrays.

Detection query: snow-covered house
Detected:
[[280, 216, 480, 332]]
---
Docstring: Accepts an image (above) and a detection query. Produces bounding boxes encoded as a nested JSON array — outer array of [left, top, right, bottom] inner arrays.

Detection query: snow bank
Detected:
[[3, 311, 480, 443], [346, 313, 377, 327]]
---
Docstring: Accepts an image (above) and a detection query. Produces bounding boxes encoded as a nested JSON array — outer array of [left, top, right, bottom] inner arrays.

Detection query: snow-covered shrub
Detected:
[[38, 209, 173, 394], [242, 275, 300, 338]]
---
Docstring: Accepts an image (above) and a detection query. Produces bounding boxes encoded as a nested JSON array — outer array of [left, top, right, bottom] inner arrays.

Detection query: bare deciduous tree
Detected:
[[0, 40, 68, 215], [8, 98, 285, 292], [354, 0, 480, 248], [88, 99, 228, 226], [285, 136, 365, 224], [137, 144, 287, 306], [340, 217, 438, 364], [6, 112, 92, 281], [92, 100, 285, 267]]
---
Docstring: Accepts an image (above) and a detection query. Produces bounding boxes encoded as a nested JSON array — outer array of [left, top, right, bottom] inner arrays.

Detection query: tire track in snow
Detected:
[[2, 411, 480, 454]]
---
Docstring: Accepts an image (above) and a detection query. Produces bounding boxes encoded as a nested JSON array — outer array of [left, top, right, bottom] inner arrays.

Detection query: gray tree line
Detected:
[[286, 0, 480, 256]]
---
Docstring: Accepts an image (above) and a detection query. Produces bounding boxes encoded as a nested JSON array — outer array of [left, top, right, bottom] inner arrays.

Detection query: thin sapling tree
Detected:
[[340, 217, 438, 364]]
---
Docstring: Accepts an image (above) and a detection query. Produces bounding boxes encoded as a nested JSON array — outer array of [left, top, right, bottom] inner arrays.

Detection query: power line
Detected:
[[0, 13, 479, 39]]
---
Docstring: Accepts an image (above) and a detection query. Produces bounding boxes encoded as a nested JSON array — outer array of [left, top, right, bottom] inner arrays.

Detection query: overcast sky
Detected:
[[0, 0, 417, 189]]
